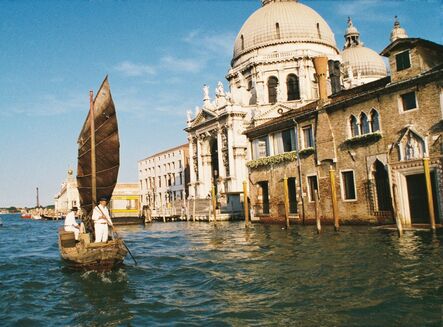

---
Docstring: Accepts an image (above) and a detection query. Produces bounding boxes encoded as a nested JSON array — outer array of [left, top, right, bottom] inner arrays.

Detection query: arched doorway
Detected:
[[373, 160, 392, 212]]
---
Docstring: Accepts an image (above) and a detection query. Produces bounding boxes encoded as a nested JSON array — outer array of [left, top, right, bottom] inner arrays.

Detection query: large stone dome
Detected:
[[232, 0, 338, 63]]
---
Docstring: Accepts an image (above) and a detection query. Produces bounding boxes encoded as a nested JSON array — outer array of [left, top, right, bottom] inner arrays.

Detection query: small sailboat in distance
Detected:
[[58, 77, 127, 271]]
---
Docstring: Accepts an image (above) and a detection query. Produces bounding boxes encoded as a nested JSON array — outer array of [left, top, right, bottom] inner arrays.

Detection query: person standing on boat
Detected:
[[64, 207, 81, 240], [92, 196, 113, 243]]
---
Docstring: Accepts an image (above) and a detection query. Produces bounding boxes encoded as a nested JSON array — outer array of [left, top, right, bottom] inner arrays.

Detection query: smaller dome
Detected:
[[342, 46, 387, 78], [390, 16, 408, 42], [341, 18, 387, 81]]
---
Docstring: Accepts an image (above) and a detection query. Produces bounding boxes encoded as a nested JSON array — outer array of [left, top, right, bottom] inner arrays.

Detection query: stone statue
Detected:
[[186, 110, 192, 122], [215, 81, 225, 97], [203, 84, 210, 100]]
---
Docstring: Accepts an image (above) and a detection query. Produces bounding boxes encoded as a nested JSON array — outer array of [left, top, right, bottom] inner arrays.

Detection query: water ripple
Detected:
[[0, 214, 442, 326]]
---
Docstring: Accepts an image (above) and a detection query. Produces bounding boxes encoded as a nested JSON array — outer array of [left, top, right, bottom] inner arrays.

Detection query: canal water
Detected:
[[0, 214, 442, 326]]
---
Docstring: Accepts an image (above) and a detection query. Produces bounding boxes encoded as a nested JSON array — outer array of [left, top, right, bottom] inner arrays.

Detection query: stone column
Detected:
[[227, 121, 234, 181], [188, 136, 196, 198], [196, 137, 203, 198], [217, 127, 226, 178]]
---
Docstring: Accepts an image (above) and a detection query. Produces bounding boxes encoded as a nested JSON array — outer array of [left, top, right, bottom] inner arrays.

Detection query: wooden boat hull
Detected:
[[58, 229, 127, 271]]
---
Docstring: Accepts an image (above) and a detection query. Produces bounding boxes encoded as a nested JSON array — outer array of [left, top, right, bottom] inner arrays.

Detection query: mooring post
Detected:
[[243, 181, 249, 228], [329, 166, 339, 231], [283, 175, 290, 229], [423, 157, 436, 231], [211, 184, 217, 224], [192, 197, 196, 222], [315, 190, 321, 234]]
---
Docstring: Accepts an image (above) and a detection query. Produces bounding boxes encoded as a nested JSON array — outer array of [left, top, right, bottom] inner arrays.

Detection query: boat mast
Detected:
[[36, 187, 40, 208], [89, 90, 97, 206]]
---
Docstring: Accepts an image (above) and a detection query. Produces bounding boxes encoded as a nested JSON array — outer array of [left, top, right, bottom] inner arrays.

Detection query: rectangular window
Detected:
[[282, 129, 296, 152], [302, 125, 314, 148], [401, 92, 417, 111], [252, 137, 269, 159], [288, 177, 297, 213], [341, 170, 356, 201], [396, 50, 411, 71], [307, 175, 318, 202], [179, 160, 182, 168]]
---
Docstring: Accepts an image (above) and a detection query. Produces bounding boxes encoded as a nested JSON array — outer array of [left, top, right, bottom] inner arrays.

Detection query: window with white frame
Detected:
[[273, 128, 296, 154], [395, 50, 411, 71], [370, 109, 380, 132], [399, 91, 418, 112], [307, 175, 318, 202], [302, 125, 314, 148], [350, 115, 359, 137], [341, 170, 356, 201], [252, 136, 270, 159], [360, 112, 370, 134]]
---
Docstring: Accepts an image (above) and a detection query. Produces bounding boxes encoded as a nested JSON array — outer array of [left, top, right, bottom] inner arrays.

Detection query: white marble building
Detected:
[[185, 0, 386, 209], [54, 169, 80, 215], [138, 144, 189, 211]]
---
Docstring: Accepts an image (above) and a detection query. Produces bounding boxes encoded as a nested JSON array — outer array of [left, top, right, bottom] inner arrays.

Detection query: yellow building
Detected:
[[109, 183, 142, 224]]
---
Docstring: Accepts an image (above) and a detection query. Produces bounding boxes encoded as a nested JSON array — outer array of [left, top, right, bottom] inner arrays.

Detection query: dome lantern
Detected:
[[262, 0, 298, 6], [390, 16, 408, 42], [344, 17, 362, 49]]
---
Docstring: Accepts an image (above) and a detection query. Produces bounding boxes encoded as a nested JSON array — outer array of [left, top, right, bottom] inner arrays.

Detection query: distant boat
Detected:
[[58, 77, 127, 271], [32, 215, 42, 220], [21, 213, 32, 219]]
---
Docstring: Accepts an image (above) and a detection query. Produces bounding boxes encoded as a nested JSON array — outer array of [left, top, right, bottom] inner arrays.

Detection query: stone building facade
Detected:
[[138, 144, 190, 212], [244, 35, 443, 226]]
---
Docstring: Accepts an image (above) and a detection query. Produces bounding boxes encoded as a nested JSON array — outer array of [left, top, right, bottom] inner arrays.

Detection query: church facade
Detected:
[[185, 0, 442, 225]]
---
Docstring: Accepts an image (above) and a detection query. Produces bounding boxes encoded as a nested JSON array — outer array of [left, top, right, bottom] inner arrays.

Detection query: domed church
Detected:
[[185, 0, 389, 209]]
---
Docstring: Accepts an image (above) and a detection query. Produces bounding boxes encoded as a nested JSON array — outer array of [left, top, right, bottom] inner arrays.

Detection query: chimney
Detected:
[[313, 56, 328, 102], [328, 59, 342, 94]]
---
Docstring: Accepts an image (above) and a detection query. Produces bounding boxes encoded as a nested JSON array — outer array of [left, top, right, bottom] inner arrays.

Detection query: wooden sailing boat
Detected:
[[58, 77, 127, 271]]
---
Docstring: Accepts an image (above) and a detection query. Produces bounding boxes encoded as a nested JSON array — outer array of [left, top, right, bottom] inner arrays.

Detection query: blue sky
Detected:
[[0, 0, 441, 207]]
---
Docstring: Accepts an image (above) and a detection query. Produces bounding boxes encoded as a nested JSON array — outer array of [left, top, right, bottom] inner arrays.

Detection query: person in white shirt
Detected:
[[64, 207, 81, 240], [92, 197, 113, 243]]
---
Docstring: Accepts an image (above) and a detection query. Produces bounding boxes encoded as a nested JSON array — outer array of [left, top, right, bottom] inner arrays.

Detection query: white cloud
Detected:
[[334, 0, 396, 23], [160, 55, 204, 73], [114, 61, 156, 77], [183, 29, 235, 57]]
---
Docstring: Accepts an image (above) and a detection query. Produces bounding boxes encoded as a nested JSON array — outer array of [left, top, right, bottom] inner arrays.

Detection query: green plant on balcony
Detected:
[[247, 151, 297, 168], [344, 131, 382, 146], [298, 147, 315, 157]]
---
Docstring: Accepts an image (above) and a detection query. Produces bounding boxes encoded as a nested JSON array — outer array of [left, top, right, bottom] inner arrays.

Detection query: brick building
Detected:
[[245, 31, 443, 226]]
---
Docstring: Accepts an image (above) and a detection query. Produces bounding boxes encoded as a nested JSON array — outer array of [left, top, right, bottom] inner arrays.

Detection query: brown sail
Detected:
[[76, 76, 119, 224], [58, 77, 127, 271]]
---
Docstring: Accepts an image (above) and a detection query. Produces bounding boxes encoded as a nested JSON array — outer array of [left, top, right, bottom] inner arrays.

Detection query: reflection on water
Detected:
[[0, 214, 442, 326]]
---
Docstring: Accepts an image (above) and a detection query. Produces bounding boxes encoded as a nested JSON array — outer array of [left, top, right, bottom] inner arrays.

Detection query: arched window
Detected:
[[268, 76, 278, 104], [370, 109, 380, 132], [241, 35, 244, 51], [287, 74, 300, 101], [350, 115, 359, 137], [360, 112, 370, 134], [276, 23, 280, 39]]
